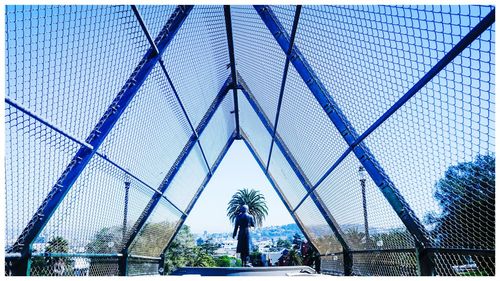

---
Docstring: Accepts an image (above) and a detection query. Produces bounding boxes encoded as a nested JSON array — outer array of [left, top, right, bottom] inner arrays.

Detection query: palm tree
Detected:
[[227, 188, 268, 227]]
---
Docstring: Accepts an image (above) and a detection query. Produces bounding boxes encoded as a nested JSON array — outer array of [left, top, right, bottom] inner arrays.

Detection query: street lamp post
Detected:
[[122, 181, 131, 243], [358, 166, 369, 248]]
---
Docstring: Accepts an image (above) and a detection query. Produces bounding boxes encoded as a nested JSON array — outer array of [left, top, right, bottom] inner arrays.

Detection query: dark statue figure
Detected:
[[232, 205, 255, 267]]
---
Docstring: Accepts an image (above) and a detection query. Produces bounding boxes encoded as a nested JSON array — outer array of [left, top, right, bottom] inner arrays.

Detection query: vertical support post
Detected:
[[118, 250, 128, 276], [158, 253, 166, 275], [343, 249, 353, 276], [9, 254, 31, 276], [223, 5, 241, 139], [8, 7, 194, 271], [122, 181, 131, 243], [416, 241, 434, 276]]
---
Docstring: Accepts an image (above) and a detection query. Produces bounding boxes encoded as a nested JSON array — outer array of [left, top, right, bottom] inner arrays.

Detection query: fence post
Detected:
[[158, 253, 166, 275], [416, 241, 434, 276], [118, 249, 128, 276], [343, 249, 353, 276]]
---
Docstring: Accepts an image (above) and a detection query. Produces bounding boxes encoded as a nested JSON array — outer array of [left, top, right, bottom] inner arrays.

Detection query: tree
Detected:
[[292, 233, 303, 247], [249, 248, 264, 267], [227, 188, 268, 227], [344, 227, 365, 249], [215, 256, 232, 267], [425, 154, 495, 275], [276, 238, 292, 250], [31, 236, 71, 276], [86, 226, 124, 253], [163, 225, 196, 274], [288, 248, 303, 266]]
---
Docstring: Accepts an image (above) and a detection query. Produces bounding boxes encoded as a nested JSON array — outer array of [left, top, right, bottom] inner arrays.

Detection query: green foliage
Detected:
[[132, 221, 176, 256], [227, 188, 268, 227], [249, 249, 264, 267], [344, 227, 366, 249], [425, 154, 495, 274], [215, 256, 232, 267], [31, 236, 71, 276], [276, 238, 292, 250], [86, 226, 124, 253], [292, 233, 303, 246], [288, 249, 303, 266], [163, 225, 234, 274]]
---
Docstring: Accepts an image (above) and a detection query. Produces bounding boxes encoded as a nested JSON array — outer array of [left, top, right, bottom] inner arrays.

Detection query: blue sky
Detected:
[[184, 140, 295, 234]]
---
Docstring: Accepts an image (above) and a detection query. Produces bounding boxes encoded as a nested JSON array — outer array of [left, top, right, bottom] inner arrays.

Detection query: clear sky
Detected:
[[184, 140, 295, 234]]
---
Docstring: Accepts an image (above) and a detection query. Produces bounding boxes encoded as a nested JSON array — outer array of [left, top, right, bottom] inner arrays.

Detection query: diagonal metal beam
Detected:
[[131, 5, 213, 176], [254, 5, 431, 249], [161, 131, 237, 255], [265, 5, 302, 172], [224, 5, 241, 139], [240, 131, 320, 255], [255, 7, 496, 256], [9, 6, 194, 264], [238, 77, 350, 255], [297, 8, 497, 209], [122, 76, 232, 252]]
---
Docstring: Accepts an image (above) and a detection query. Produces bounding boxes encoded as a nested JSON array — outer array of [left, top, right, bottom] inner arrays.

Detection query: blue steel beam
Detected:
[[265, 5, 302, 172], [157, 61, 213, 175], [254, 5, 431, 247], [296, 8, 496, 210], [131, 5, 213, 176], [161, 132, 237, 254], [9, 5, 194, 259], [122, 76, 232, 252], [255, 6, 496, 251], [238, 78, 350, 254], [240, 131, 320, 254], [224, 5, 241, 139], [6, 95, 186, 217]]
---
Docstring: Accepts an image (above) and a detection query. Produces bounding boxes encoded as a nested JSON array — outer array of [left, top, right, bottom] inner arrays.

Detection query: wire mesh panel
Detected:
[[433, 252, 495, 276], [5, 5, 150, 141], [5, 105, 81, 250], [128, 257, 160, 276], [231, 6, 286, 127], [30, 256, 119, 276], [37, 155, 154, 254], [161, 5, 230, 129], [129, 197, 183, 257], [239, 90, 273, 162], [163, 145, 209, 212], [293, 5, 494, 134], [351, 252, 418, 276], [199, 94, 235, 168], [137, 5, 177, 40], [320, 254, 344, 275], [97, 64, 192, 189], [267, 144, 307, 210], [270, 5, 296, 34], [277, 67, 349, 184], [315, 153, 415, 250], [364, 24, 495, 251], [293, 197, 343, 255]]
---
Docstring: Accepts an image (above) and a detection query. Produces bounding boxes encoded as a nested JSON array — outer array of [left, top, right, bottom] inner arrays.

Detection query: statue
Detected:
[[232, 205, 255, 267]]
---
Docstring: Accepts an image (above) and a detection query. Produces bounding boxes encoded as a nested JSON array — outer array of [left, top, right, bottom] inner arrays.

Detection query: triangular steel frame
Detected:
[[6, 4, 495, 277]]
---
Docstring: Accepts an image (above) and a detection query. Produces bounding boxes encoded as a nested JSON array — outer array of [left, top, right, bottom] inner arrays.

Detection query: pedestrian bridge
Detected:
[[4, 4, 495, 276]]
